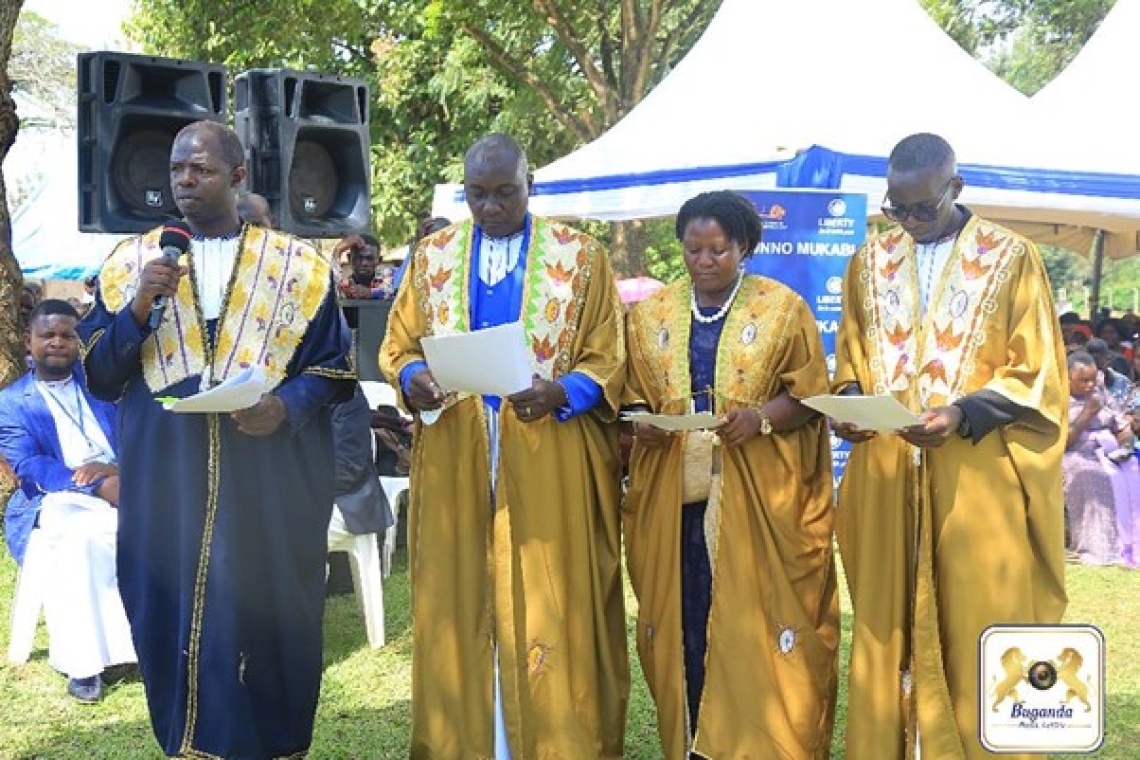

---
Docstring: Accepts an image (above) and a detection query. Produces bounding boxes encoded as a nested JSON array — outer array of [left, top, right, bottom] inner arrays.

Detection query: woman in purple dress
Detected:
[[1064, 351, 1138, 567]]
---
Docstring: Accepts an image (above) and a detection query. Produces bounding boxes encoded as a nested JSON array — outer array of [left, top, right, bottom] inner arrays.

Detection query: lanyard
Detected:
[[38, 380, 113, 462]]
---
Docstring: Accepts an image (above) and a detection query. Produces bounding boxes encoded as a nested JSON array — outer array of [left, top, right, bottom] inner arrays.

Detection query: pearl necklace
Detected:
[[690, 273, 743, 324]]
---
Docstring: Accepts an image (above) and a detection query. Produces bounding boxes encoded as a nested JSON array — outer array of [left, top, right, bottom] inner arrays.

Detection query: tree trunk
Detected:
[[0, 0, 27, 502], [609, 219, 648, 278]]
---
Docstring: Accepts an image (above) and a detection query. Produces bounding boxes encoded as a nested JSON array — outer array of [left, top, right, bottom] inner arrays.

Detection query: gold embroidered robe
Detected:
[[380, 217, 629, 759], [832, 216, 1068, 760], [82, 224, 353, 760], [624, 277, 839, 760]]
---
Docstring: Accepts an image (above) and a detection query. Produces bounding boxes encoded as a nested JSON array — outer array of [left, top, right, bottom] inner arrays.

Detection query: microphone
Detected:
[[148, 220, 193, 330]]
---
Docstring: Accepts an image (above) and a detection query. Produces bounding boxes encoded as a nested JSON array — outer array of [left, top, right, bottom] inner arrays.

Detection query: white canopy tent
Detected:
[[433, 0, 1140, 258], [7, 98, 127, 280]]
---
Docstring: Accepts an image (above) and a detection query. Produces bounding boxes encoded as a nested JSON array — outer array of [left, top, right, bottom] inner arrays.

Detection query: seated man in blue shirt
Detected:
[[0, 299, 135, 703]]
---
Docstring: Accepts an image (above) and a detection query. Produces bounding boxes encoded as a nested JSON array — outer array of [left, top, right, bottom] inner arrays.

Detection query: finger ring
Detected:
[[525, 406, 531, 415]]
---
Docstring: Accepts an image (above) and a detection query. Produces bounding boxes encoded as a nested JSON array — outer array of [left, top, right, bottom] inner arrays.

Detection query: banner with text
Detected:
[[738, 190, 866, 484]]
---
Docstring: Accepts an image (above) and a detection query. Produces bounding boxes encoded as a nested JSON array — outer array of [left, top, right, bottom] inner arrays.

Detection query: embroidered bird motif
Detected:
[[432, 228, 457, 248], [881, 230, 906, 254], [532, 335, 557, 364], [922, 359, 949, 386], [974, 228, 1004, 256], [429, 266, 453, 292], [960, 255, 992, 280], [934, 322, 964, 351], [545, 261, 573, 285], [885, 323, 912, 348], [879, 255, 905, 281]]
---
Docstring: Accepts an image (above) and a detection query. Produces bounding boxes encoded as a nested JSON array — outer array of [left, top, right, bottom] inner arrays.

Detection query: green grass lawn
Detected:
[[1, 549, 1137, 759]]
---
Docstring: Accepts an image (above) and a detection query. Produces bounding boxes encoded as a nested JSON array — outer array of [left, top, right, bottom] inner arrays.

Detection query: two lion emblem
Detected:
[[991, 646, 1093, 713]]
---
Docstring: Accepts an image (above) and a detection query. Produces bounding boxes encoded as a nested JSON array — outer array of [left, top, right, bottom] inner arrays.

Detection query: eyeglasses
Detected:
[[881, 179, 954, 223]]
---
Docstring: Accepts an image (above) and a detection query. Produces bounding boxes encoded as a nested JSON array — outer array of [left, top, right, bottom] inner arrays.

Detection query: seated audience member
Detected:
[[1064, 351, 1139, 568], [1095, 318, 1133, 375], [371, 404, 412, 477], [1063, 323, 1091, 354], [1087, 338, 1132, 409], [330, 382, 394, 540], [237, 191, 275, 228], [1123, 312, 1140, 350], [0, 299, 136, 702], [326, 383, 393, 596], [334, 233, 394, 300]]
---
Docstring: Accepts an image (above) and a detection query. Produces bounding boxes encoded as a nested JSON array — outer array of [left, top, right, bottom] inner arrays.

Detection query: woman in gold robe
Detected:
[[624, 191, 839, 760]]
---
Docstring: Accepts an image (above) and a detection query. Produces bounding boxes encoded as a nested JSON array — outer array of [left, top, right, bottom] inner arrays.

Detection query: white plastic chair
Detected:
[[359, 380, 401, 411], [378, 476, 408, 578], [327, 518, 386, 648], [361, 380, 410, 579], [8, 528, 49, 664]]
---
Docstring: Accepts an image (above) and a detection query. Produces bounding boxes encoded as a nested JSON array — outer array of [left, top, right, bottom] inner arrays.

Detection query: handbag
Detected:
[[681, 430, 717, 504]]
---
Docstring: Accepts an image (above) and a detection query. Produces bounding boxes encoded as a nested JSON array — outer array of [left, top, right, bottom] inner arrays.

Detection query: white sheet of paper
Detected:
[[801, 394, 922, 432], [161, 366, 267, 414], [620, 411, 721, 431], [420, 322, 532, 397]]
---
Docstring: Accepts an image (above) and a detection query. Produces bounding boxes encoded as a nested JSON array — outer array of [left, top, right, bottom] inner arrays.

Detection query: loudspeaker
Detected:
[[235, 69, 371, 238], [78, 52, 227, 233]]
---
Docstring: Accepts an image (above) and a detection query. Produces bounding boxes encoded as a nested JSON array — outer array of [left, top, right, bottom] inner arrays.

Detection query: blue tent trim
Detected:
[[440, 145, 1140, 203]]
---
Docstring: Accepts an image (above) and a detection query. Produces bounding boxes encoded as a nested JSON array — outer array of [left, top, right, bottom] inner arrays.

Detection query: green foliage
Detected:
[[1042, 245, 1092, 309], [126, 0, 720, 268], [11, 11, 86, 127], [1040, 244, 1140, 318], [918, 0, 1015, 54], [981, 0, 1117, 95], [2, 550, 1139, 757], [643, 218, 687, 283]]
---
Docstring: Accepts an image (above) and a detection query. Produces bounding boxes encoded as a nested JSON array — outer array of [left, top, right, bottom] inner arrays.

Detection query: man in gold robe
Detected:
[[380, 133, 629, 759], [832, 133, 1067, 760]]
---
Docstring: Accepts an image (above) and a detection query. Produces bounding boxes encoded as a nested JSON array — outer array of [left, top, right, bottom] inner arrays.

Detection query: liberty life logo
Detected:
[[979, 624, 1104, 753]]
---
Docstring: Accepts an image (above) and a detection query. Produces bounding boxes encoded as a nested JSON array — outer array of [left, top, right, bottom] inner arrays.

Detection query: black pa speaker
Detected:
[[77, 52, 227, 233], [235, 69, 371, 238]]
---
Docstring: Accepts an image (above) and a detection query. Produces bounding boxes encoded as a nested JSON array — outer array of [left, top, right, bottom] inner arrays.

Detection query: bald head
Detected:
[[464, 134, 528, 182], [175, 120, 245, 170], [463, 134, 531, 238], [170, 120, 246, 236]]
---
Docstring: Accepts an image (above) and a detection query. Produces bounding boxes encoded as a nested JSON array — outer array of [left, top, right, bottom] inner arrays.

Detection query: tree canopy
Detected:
[[127, 0, 719, 273], [123, 0, 1121, 277]]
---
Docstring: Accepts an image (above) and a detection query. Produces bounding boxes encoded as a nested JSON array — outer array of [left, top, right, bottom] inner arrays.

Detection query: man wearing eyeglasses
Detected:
[[831, 133, 1067, 760]]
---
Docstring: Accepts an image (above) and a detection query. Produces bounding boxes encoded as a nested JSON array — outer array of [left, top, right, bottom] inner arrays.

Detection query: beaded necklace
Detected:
[[690, 273, 743, 324]]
